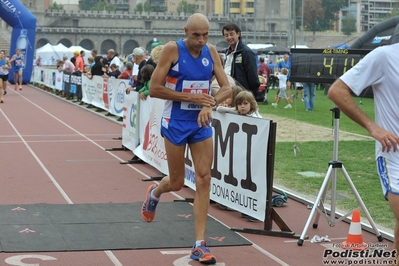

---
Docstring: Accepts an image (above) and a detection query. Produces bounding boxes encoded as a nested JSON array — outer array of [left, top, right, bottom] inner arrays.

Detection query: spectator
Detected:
[[272, 68, 292, 109], [126, 64, 154, 101], [106, 49, 123, 70], [277, 53, 292, 100], [131, 47, 146, 91], [210, 53, 238, 96], [258, 56, 271, 78], [217, 85, 243, 108], [118, 61, 133, 79], [303, 83, 316, 111], [146, 45, 164, 68], [105, 63, 121, 78], [56, 59, 63, 72], [222, 22, 260, 96], [216, 89, 262, 119], [91, 49, 97, 59], [62, 55, 74, 73], [292, 82, 304, 101], [80, 50, 86, 68], [73, 50, 84, 72], [89, 55, 104, 77]]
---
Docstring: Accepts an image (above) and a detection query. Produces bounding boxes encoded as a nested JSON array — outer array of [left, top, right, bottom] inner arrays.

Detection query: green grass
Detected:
[[259, 88, 375, 136], [259, 90, 395, 231]]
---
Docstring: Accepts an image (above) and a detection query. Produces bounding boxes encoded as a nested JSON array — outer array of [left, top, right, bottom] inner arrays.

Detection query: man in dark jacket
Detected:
[[222, 22, 260, 97]]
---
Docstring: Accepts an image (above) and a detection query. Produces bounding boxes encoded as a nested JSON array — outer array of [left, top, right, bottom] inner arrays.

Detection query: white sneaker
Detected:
[[272, 103, 277, 108], [284, 104, 292, 109]]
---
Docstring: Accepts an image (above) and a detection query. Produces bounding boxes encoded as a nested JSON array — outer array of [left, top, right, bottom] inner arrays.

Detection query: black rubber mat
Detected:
[[0, 202, 251, 252]]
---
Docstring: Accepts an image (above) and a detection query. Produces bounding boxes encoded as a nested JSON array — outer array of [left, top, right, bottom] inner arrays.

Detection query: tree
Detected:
[[91, 1, 116, 11], [144, 1, 153, 12], [341, 13, 357, 36], [302, 0, 325, 34], [383, 0, 399, 21], [319, 0, 347, 30], [135, 3, 143, 12], [79, 0, 98, 10], [295, 0, 347, 31], [49, 2, 64, 10], [176, 0, 196, 14]]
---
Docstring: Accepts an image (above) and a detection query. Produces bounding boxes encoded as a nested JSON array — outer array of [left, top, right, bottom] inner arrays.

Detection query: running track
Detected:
[[0, 85, 394, 266]]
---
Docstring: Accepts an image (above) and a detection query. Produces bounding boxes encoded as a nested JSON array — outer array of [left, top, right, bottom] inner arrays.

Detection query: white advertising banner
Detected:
[[184, 113, 270, 221], [121, 91, 140, 152], [81, 75, 105, 109]]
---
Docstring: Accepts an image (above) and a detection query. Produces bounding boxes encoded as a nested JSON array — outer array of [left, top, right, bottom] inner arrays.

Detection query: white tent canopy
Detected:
[[35, 44, 91, 65]]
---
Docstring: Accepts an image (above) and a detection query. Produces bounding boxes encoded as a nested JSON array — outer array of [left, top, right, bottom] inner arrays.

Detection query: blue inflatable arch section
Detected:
[[0, 0, 36, 84]]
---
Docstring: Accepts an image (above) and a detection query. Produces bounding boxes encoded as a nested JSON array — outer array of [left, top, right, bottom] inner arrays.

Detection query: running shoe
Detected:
[[141, 184, 159, 223], [19, 86, 22, 90], [0, 100, 3, 103], [190, 241, 216, 264], [284, 104, 292, 109], [3, 90, 6, 95]]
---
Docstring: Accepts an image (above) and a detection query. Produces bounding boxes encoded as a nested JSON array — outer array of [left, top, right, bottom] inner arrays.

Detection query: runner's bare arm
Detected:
[[328, 79, 399, 152]]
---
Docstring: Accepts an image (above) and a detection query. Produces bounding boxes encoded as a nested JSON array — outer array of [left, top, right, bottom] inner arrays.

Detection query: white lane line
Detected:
[[0, 109, 75, 205], [16, 90, 290, 266], [0, 139, 119, 144], [1, 103, 124, 266], [0, 133, 117, 138]]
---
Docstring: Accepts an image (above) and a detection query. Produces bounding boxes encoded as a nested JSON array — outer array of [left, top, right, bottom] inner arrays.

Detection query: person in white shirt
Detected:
[[328, 42, 399, 260], [271, 68, 292, 109]]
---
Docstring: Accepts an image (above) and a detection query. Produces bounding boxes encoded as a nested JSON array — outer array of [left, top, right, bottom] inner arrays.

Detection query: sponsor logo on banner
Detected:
[[103, 78, 109, 109], [114, 81, 126, 114], [141, 102, 167, 167], [129, 103, 137, 129], [1, 0, 18, 14], [63, 73, 70, 83]]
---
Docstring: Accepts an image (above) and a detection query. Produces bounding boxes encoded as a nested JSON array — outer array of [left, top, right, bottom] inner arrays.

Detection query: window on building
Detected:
[[230, 2, 240, 8]]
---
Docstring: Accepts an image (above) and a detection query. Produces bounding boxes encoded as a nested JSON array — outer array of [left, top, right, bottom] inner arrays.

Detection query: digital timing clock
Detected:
[[290, 48, 372, 83]]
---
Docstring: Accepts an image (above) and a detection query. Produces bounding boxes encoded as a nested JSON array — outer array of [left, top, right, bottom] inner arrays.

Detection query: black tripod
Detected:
[[297, 107, 383, 246]]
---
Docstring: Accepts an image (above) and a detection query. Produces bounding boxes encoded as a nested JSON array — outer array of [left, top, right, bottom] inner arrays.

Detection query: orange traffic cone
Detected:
[[341, 210, 368, 250]]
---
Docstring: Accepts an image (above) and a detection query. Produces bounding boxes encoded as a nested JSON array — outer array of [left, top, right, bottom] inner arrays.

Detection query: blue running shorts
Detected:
[[161, 118, 212, 146], [376, 156, 399, 200]]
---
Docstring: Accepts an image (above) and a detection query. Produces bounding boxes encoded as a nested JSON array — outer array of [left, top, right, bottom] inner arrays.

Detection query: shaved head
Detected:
[[186, 13, 210, 30]]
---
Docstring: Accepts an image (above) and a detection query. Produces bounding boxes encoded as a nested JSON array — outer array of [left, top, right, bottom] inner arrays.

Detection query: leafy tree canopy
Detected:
[[135, 3, 143, 12], [79, 0, 97, 10], [91, 1, 116, 11], [177, 0, 196, 14], [79, 0, 115, 11], [341, 13, 357, 36], [383, 0, 399, 21], [49, 1, 64, 10], [295, 0, 347, 32], [144, 1, 153, 12]]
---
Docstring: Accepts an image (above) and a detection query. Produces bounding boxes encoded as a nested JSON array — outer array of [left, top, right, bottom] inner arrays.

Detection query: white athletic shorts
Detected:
[[376, 156, 399, 200]]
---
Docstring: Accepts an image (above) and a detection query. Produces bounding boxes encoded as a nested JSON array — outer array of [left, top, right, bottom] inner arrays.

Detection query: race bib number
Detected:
[[181, 80, 209, 110]]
